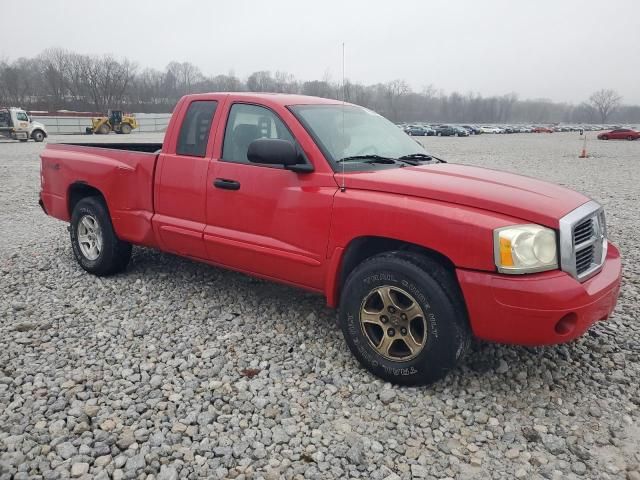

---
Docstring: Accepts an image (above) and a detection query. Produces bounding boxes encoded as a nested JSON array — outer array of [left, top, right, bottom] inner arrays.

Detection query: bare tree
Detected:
[[3, 47, 640, 123], [38, 48, 76, 109], [273, 71, 298, 93], [589, 89, 622, 123], [79, 55, 137, 112], [166, 61, 202, 96], [384, 79, 410, 121], [301, 80, 335, 99], [246, 71, 275, 92], [206, 71, 243, 92]]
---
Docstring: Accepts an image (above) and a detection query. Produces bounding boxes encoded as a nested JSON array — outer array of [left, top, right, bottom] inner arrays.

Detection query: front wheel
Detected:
[[120, 124, 132, 134], [32, 130, 45, 142], [70, 197, 132, 276], [339, 252, 471, 386], [627, 135, 634, 141], [601, 135, 609, 140]]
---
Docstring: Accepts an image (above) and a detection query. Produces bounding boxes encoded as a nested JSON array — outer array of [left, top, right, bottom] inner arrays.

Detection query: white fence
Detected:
[[33, 113, 171, 134]]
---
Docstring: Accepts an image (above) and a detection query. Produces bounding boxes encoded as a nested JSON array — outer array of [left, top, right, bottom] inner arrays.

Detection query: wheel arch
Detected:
[[68, 182, 107, 218], [329, 235, 457, 308]]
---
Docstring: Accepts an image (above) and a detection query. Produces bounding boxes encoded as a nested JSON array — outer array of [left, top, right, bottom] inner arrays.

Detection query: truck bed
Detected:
[[40, 142, 160, 247]]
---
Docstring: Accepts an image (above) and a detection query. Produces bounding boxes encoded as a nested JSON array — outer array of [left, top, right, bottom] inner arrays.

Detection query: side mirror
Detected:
[[247, 138, 313, 172]]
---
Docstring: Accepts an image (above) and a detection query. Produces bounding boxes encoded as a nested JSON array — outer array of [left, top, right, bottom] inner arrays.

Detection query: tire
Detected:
[[338, 252, 471, 386], [70, 196, 132, 276], [627, 135, 634, 141], [601, 135, 609, 140], [32, 130, 45, 142], [98, 124, 110, 135], [437, 132, 442, 137]]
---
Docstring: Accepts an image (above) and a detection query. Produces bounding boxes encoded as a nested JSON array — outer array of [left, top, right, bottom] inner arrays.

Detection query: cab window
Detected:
[[176, 101, 218, 157], [16, 111, 29, 122], [222, 104, 294, 163]]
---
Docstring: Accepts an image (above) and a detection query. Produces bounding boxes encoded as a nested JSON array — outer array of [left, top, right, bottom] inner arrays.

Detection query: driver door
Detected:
[[203, 102, 336, 290]]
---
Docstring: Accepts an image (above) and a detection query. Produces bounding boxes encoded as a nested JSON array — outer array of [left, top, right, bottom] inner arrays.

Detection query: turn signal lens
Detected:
[[499, 237, 514, 267]]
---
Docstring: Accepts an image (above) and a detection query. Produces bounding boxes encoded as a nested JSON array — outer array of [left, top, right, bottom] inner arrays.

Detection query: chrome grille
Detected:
[[575, 244, 594, 274], [559, 201, 607, 282], [573, 218, 593, 245]]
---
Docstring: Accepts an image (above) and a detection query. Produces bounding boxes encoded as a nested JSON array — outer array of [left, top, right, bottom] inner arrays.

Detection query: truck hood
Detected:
[[338, 163, 590, 227], [31, 121, 46, 130]]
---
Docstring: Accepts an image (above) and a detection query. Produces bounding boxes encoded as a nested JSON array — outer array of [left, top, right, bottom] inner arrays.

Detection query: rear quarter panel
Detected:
[[40, 144, 158, 246]]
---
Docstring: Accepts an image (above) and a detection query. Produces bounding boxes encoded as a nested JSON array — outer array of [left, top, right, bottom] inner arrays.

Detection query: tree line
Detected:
[[1, 48, 637, 124]]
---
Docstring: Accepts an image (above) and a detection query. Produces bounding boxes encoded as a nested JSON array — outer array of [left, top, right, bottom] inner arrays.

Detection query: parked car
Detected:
[[533, 127, 554, 133], [434, 125, 458, 136], [452, 126, 470, 137], [461, 125, 482, 135], [39, 92, 622, 386], [480, 126, 502, 134], [425, 126, 436, 136], [597, 128, 640, 141], [404, 125, 430, 136]]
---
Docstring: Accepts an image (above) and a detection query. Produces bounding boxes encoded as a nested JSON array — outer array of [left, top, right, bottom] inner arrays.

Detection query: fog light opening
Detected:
[[555, 313, 578, 335]]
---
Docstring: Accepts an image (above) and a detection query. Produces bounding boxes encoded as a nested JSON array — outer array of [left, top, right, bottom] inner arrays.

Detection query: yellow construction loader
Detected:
[[86, 110, 138, 134]]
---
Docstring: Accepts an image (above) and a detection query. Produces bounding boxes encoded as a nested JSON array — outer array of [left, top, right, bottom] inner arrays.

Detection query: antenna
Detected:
[[340, 42, 346, 193]]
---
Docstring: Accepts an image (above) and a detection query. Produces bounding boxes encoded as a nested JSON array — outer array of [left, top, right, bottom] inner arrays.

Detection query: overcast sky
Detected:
[[3, 0, 639, 104]]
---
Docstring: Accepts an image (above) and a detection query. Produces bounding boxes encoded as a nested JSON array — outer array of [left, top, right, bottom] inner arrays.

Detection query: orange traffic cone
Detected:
[[579, 135, 588, 158]]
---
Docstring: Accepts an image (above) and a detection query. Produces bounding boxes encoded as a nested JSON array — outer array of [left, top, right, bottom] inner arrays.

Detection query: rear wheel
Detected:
[[339, 252, 471, 386], [601, 135, 609, 140], [627, 135, 634, 141], [120, 123, 132, 134], [70, 197, 132, 276]]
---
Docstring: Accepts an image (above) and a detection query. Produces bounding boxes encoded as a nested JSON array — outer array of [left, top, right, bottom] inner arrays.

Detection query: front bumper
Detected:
[[456, 243, 622, 345]]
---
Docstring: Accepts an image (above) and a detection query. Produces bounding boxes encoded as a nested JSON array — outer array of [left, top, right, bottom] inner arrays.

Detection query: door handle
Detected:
[[214, 178, 240, 190]]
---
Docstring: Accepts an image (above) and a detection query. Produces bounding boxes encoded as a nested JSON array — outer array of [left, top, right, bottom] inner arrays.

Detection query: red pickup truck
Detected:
[[39, 93, 622, 385]]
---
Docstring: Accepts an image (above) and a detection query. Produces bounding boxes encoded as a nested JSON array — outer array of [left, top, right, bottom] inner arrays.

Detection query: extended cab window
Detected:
[[16, 111, 29, 122], [222, 104, 294, 163], [176, 101, 217, 157]]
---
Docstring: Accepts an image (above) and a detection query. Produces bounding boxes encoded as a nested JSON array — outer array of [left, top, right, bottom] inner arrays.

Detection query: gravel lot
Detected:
[[1, 132, 638, 480]]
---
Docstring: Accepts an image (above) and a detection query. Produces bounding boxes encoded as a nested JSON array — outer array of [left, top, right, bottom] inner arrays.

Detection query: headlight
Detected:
[[494, 225, 558, 274]]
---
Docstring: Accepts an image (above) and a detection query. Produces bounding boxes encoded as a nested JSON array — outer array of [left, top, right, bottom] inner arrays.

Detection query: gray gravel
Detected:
[[1, 132, 639, 479]]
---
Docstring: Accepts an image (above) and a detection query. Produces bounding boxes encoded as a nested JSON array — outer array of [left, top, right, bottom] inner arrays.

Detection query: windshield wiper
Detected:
[[397, 153, 447, 164], [336, 155, 398, 165]]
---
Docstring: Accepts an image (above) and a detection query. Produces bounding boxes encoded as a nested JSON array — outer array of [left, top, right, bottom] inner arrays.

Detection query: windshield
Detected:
[[290, 104, 431, 171]]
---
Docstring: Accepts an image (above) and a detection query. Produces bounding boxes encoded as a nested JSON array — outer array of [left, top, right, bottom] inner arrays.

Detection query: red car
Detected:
[[39, 93, 622, 385], [532, 127, 553, 133], [598, 128, 640, 140]]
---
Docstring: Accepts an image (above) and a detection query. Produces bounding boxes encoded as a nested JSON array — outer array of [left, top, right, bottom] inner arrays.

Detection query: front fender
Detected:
[[324, 189, 526, 305]]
